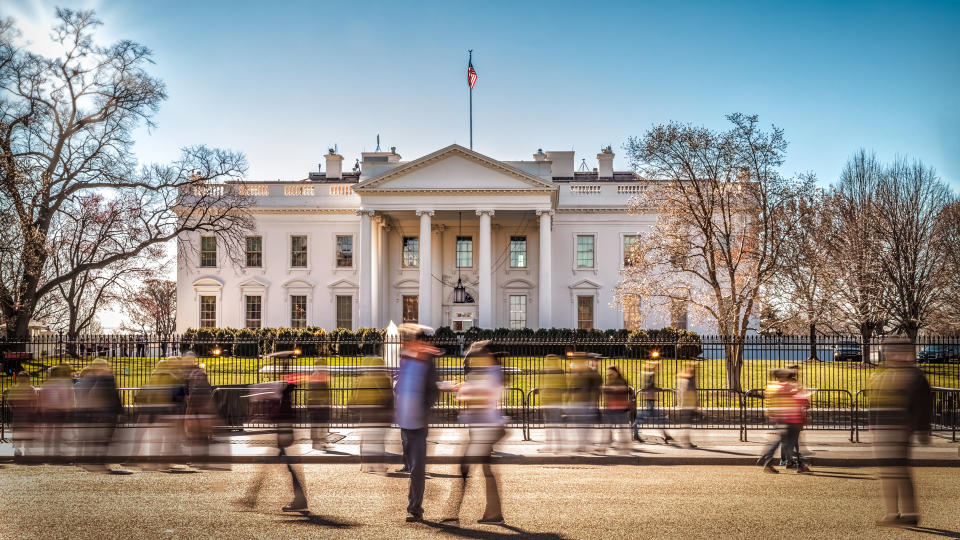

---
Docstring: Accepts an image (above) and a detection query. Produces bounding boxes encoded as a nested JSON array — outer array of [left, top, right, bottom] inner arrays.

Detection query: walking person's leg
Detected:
[[405, 428, 428, 520], [478, 426, 506, 523]]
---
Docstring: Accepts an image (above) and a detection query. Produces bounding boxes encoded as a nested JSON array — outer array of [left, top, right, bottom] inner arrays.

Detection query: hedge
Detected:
[[181, 326, 702, 359]]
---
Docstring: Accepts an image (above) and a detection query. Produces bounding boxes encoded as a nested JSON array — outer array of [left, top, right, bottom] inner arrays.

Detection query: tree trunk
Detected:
[[808, 323, 819, 361], [724, 340, 744, 393], [860, 324, 874, 366]]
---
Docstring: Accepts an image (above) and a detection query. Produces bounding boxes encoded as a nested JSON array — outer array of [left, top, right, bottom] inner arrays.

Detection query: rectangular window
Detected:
[[509, 295, 527, 329], [291, 235, 308, 268], [200, 236, 217, 267], [402, 236, 419, 268], [336, 235, 353, 267], [246, 236, 262, 267], [336, 295, 352, 329], [402, 295, 418, 323], [623, 294, 641, 331], [670, 299, 688, 331], [199, 296, 216, 328], [576, 235, 595, 268], [577, 295, 594, 330], [245, 295, 262, 328], [623, 235, 639, 267], [290, 295, 307, 328], [509, 236, 527, 268], [456, 236, 473, 268]]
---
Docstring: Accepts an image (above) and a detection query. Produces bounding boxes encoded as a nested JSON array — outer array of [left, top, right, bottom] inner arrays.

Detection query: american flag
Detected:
[[467, 59, 477, 89]]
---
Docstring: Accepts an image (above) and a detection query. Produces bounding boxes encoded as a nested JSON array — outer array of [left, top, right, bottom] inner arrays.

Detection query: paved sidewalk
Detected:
[[216, 427, 960, 467], [3, 427, 958, 466]]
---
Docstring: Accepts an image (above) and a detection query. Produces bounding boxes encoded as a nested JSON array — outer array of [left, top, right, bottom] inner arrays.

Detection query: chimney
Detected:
[[597, 146, 614, 179], [545, 150, 575, 178], [533, 148, 547, 162], [324, 149, 343, 180]]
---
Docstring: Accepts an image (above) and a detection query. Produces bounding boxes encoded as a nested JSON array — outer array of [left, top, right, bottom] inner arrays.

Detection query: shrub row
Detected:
[[181, 326, 702, 359]]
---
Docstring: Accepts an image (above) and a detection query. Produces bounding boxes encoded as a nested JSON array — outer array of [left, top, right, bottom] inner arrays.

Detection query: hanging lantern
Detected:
[[453, 277, 467, 304]]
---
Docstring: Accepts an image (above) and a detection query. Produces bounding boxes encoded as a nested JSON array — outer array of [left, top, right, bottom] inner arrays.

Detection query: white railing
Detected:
[[238, 185, 270, 196], [617, 185, 642, 195], [569, 185, 602, 195], [329, 184, 354, 196], [284, 185, 315, 196]]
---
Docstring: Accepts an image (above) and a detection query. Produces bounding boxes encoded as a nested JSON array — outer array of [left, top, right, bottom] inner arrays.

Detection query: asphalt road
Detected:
[[0, 463, 957, 539]]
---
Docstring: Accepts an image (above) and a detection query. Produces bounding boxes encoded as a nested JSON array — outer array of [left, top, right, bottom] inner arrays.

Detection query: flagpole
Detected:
[[469, 49, 473, 150]]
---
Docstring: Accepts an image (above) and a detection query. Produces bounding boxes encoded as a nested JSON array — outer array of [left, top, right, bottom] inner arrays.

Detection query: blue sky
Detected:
[[8, 0, 960, 185]]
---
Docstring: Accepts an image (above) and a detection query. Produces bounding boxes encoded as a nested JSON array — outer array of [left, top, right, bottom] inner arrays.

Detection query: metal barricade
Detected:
[[931, 387, 959, 442], [746, 387, 855, 442]]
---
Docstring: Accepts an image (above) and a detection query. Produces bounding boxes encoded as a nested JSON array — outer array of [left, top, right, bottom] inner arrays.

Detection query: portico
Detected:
[[352, 145, 556, 330]]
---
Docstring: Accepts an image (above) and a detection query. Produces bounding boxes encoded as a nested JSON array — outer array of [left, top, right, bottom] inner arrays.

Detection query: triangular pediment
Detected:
[[569, 279, 602, 290], [354, 144, 556, 192]]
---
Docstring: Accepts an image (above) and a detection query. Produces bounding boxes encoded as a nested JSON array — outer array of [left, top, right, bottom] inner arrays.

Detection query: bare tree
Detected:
[[765, 186, 836, 360], [0, 9, 252, 339], [123, 278, 176, 335], [617, 114, 808, 391], [47, 194, 160, 347], [929, 202, 960, 334], [824, 150, 890, 363], [876, 158, 955, 341]]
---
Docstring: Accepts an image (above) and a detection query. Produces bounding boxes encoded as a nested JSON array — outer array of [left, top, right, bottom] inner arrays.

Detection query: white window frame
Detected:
[[199, 235, 218, 268], [290, 294, 308, 328], [199, 295, 218, 328], [509, 294, 527, 329], [335, 234, 354, 269], [456, 235, 474, 269], [573, 233, 597, 270], [192, 278, 223, 328], [244, 295, 263, 329], [621, 233, 640, 269], [289, 233, 310, 270], [245, 235, 263, 268], [509, 236, 527, 268], [402, 236, 420, 268], [576, 294, 595, 330], [335, 294, 353, 330]]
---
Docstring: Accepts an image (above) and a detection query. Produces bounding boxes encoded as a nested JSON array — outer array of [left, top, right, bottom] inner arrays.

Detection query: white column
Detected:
[[380, 221, 392, 326], [358, 210, 373, 328], [431, 224, 444, 327], [538, 210, 553, 329], [416, 210, 433, 327], [371, 217, 381, 327], [477, 209, 494, 328]]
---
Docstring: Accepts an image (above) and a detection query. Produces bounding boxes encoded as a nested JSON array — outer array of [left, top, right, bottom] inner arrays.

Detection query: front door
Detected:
[[402, 295, 418, 323]]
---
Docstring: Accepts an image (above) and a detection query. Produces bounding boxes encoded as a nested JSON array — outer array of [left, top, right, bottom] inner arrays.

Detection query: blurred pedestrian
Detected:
[[601, 366, 631, 454], [632, 361, 672, 444], [240, 351, 310, 514], [394, 324, 440, 522], [308, 358, 333, 451], [183, 355, 224, 469], [351, 356, 394, 473], [870, 336, 932, 528], [75, 359, 122, 470], [8, 371, 38, 457], [132, 357, 185, 469], [673, 362, 698, 449], [566, 353, 602, 453], [781, 364, 811, 470], [758, 368, 811, 474], [442, 341, 507, 525], [539, 355, 566, 453], [39, 363, 76, 458]]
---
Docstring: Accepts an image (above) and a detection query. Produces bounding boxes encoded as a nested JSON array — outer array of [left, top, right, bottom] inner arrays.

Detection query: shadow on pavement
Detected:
[[279, 513, 358, 529], [422, 520, 565, 539], [687, 447, 754, 456], [809, 471, 874, 480], [906, 526, 960, 538]]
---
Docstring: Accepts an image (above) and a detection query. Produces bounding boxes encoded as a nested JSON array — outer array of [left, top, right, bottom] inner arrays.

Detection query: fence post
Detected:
[[739, 391, 747, 442]]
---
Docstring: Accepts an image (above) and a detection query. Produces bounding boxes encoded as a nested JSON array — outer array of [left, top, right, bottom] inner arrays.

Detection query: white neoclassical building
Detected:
[[176, 144, 707, 333]]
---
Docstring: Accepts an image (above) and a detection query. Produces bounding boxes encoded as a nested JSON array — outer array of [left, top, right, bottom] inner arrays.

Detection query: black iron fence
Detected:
[[1, 333, 959, 437]]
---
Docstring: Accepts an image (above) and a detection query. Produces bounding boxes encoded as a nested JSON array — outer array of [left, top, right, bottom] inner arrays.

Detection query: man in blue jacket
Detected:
[[394, 324, 441, 522]]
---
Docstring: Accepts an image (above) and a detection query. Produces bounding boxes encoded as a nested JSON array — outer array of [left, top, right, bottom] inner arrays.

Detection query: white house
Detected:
[[176, 144, 710, 333]]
